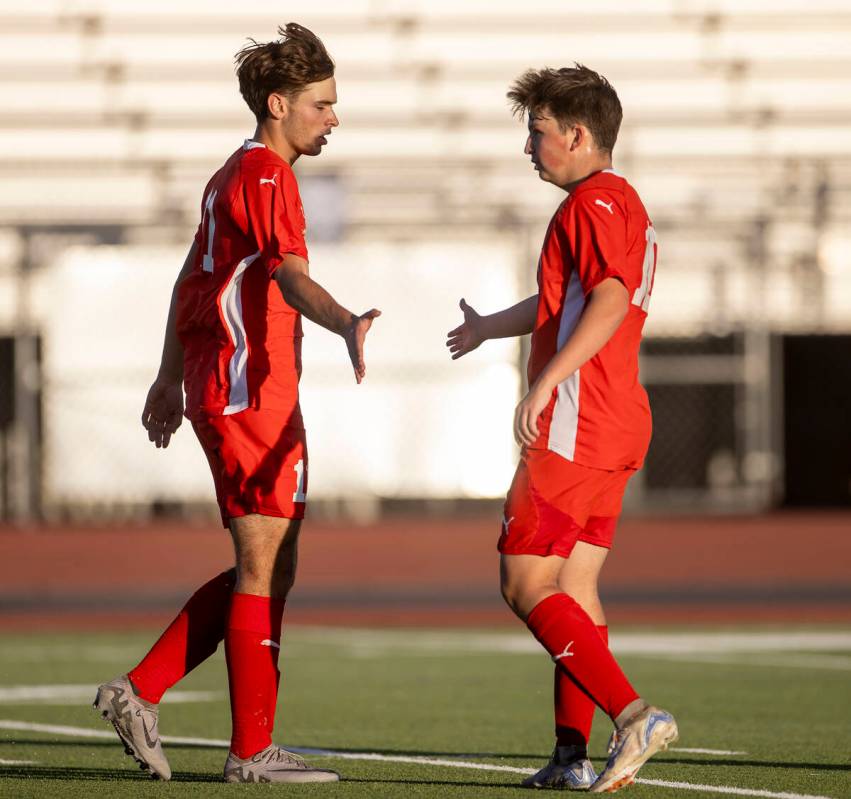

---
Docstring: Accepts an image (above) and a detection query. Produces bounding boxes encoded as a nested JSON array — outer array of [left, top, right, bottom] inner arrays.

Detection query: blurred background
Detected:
[[0, 0, 849, 628]]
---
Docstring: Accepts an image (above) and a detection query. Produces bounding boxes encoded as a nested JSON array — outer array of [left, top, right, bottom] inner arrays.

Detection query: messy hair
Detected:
[[235, 23, 335, 121], [507, 64, 622, 153]]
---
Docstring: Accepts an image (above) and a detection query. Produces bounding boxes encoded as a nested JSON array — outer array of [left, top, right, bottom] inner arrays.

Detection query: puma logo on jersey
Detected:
[[595, 199, 614, 215], [553, 641, 575, 661], [259, 176, 277, 186]]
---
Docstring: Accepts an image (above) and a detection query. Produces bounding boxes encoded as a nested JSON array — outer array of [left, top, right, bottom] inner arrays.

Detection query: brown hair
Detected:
[[235, 23, 335, 121], [507, 64, 622, 153]]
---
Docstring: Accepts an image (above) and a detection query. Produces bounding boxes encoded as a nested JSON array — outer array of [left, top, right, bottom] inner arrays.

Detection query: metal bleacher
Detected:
[[1, 0, 850, 242]]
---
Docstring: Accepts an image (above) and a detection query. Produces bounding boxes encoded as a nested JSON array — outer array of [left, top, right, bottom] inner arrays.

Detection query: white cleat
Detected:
[[589, 706, 678, 793], [223, 743, 340, 783], [522, 746, 597, 789], [93, 674, 171, 780]]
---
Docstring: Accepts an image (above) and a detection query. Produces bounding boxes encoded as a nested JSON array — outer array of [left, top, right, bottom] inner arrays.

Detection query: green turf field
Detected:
[[0, 627, 848, 798]]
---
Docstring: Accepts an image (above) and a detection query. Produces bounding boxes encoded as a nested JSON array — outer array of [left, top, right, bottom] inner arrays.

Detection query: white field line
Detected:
[[642, 653, 851, 671], [0, 645, 140, 664], [2, 631, 849, 664], [0, 685, 222, 705], [0, 758, 36, 764], [0, 720, 836, 799], [0, 720, 230, 746], [288, 628, 851, 657], [0, 719, 738, 757]]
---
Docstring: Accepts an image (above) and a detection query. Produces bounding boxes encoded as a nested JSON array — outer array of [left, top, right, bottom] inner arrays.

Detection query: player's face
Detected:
[[283, 77, 339, 157], [525, 112, 572, 187]]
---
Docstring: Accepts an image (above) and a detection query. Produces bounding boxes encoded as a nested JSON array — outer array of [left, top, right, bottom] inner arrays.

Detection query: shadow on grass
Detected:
[[343, 777, 524, 789], [4, 741, 849, 777], [0, 764, 218, 782], [0, 766, 525, 789]]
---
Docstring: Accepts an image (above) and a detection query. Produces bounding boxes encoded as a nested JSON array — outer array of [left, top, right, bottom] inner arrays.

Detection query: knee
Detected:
[[500, 577, 523, 616], [236, 558, 268, 582], [560, 582, 598, 609], [500, 574, 559, 621]]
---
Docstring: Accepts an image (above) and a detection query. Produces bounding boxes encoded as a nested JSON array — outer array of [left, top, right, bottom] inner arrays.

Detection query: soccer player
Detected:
[[94, 24, 379, 784], [446, 66, 677, 793]]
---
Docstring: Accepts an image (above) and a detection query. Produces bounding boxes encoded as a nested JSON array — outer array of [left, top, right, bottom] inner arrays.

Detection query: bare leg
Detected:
[[229, 513, 301, 599]]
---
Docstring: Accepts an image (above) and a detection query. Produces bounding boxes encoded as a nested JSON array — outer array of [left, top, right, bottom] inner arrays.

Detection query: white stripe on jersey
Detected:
[[220, 251, 261, 415], [548, 271, 586, 461]]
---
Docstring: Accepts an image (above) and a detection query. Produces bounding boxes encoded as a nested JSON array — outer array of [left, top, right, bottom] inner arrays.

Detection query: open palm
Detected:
[[344, 308, 381, 384], [446, 298, 484, 360]]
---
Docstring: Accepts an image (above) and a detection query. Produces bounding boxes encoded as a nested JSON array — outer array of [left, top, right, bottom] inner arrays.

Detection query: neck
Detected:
[[560, 154, 613, 193], [252, 123, 299, 165]]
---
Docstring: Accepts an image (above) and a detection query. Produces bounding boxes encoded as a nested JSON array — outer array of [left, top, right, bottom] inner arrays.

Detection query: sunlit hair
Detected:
[[507, 64, 622, 154], [235, 23, 335, 121]]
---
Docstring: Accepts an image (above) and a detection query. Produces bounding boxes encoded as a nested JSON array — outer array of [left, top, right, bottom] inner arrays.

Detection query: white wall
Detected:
[[32, 238, 521, 505]]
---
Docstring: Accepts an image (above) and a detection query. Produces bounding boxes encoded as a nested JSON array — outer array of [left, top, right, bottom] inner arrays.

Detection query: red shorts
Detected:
[[192, 408, 307, 528], [498, 448, 636, 558]]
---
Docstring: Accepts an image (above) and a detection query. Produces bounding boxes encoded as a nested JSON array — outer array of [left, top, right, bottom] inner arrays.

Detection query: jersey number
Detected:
[[292, 459, 307, 503], [201, 189, 218, 273], [631, 224, 657, 312]]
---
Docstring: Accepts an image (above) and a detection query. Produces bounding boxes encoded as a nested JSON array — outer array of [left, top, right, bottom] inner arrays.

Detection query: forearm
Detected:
[[157, 242, 197, 382], [276, 269, 354, 335], [534, 281, 628, 392], [481, 295, 538, 340]]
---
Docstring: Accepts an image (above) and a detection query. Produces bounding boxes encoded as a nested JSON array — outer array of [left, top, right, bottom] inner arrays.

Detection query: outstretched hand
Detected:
[[344, 308, 381, 384], [141, 376, 184, 448], [446, 298, 485, 360]]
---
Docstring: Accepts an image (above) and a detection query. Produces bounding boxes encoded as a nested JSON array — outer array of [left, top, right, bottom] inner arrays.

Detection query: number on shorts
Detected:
[[292, 459, 306, 503], [631, 223, 657, 312], [201, 189, 218, 273]]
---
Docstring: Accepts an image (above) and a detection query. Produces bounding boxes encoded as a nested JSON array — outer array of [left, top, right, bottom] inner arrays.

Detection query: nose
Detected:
[[524, 135, 533, 155], [329, 109, 340, 128]]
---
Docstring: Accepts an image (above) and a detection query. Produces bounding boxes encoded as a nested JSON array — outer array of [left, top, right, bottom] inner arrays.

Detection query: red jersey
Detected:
[[176, 140, 308, 423], [528, 169, 658, 470]]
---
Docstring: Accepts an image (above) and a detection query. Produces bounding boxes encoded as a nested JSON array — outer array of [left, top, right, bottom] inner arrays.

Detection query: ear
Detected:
[[568, 124, 586, 152], [266, 92, 288, 121]]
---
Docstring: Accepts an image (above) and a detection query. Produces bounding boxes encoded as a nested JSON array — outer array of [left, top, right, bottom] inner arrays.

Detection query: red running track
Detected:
[[4, 512, 850, 629]]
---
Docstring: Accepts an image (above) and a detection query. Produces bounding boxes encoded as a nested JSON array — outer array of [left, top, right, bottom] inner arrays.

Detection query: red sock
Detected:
[[225, 592, 285, 759], [129, 568, 236, 704], [526, 594, 637, 721], [554, 625, 608, 747]]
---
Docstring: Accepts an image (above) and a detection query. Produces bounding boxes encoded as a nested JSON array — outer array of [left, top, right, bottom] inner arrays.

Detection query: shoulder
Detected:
[[241, 148, 298, 186], [569, 172, 628, 221]]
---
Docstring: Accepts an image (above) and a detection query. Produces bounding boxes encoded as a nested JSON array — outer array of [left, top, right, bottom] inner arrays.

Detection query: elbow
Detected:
[[274, 268, 302, 309]]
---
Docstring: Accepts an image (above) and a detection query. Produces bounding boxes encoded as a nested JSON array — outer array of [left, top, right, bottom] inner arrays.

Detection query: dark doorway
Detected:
[[783, 335, 851, 506]]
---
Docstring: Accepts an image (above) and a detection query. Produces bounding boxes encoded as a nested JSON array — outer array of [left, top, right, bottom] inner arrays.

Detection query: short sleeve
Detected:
[[244, 165, 308, 276], [563, 192, 628, 296]]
